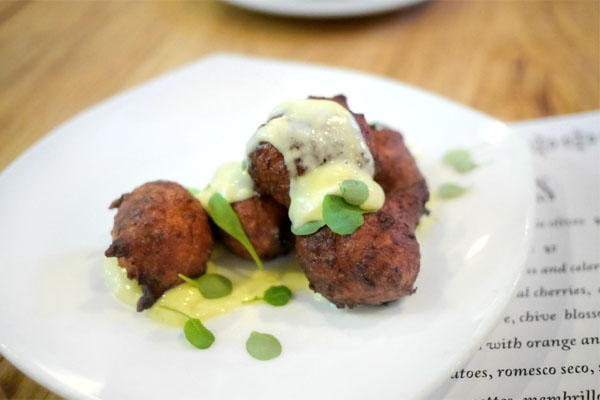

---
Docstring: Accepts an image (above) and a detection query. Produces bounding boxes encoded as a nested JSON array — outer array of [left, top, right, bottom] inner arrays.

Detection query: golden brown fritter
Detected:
[[295, 129, 428, 307], [295, 192, 422, 307], [247, 95, 374, 208], [373, 129, 424, 195], [372, 129, 430, 229], [247, 142, 292, 207], [217, 195, 293, 260], [248, 94, 429, 308], [105, 180, 213, 311]]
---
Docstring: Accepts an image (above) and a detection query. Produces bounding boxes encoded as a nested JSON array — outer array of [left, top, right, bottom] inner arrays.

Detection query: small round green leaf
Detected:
[[438, 183, 469, 199], [263, 285, 292, 306], [197, 274, 233, 299], [184, 318, 215, 349], [159, 306, 215, 350], [178, 273, 233, 299], [292, 220, 325, 236], [339, 180, 369, 206], [246, 331, 282, 360], [443, 149, 477, 173], [322, 195, 365, 235]]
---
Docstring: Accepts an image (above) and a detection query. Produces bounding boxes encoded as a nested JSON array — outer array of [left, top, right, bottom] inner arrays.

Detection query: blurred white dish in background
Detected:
[[223, 0, 429, 18]]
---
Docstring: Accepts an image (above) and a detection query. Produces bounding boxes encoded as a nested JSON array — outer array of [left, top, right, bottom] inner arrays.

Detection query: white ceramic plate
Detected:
[[223, 0, 428, 18], [0, 54, 533, 399]]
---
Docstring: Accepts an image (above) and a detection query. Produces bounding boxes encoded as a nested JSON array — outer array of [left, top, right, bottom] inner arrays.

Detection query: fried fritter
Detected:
[[105, 180, 213, 311], [295, 129, 428, 307], [373, 129, 424, 194], [247, 95, 374, 207], [242, 92, 431, 307], [246, 95, 429, 307], [295, 193, 421, 307], [247, 142, 291, 207], [248, 112, 429, 307], [372, 128, 430, 229], [217, 195, 293, 260]]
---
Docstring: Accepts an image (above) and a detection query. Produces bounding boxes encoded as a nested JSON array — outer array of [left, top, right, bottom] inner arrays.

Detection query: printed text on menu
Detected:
[[434, 112, 600, 400]]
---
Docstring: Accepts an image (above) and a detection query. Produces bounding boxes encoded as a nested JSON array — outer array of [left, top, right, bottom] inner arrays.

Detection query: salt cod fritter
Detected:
[[247, 95, 374, 208], [105, 180, 213, 311], [295, 129, 429, 307], [247, 96, 429, 307], [217, 195, 293, 260]]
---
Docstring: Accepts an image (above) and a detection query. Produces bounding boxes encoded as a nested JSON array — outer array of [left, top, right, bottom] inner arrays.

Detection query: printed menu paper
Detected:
[[433, 111, 600, 400]]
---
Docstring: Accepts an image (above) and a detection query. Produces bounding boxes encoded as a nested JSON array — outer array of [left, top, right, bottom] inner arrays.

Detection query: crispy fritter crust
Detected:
[[248, 142, 292, 207], [373, 129, 424, 195], [247, 95, 374, 207], [105, 180, 213, 311], [373, 129, 430, 229], [295, 193, 420, 307], [295, 129, 428, 307], [217, 195, 293, 260], [246, 94, 429, 307]]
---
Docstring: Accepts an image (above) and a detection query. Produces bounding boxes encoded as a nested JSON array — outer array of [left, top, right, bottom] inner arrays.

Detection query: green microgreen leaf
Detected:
[[241, 160, 248, 171], [443, 149, 477, 173], [339, 180, 369, 206], [242, 285, 292, 306], [263, 285, 292, 306], [179, 273, 232, 299], [159, 306, 215, 350], [438, 183, 469, 199], [208, 193, 263, 270], [322, 194, 365, 235], [246, 331, 282, 360], [188, 187, 201, 196], [291, 220, 325, 236], [184, 319, 215, 349]]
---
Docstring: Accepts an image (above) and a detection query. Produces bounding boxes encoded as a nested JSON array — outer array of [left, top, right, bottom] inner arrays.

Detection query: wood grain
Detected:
[[0, 0, 598, 398]]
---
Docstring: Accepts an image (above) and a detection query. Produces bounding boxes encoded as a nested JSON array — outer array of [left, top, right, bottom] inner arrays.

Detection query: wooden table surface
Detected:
[[0, 0, 598, 398]]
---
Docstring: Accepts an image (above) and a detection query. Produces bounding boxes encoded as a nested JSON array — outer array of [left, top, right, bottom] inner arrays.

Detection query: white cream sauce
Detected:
[[104, 249, 309, 327], [289, 160, 384, 226], [245, 99, 384, 229], [196, 161, 255, 209]]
